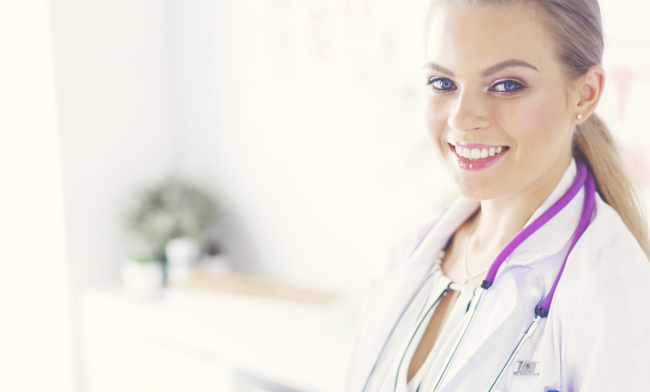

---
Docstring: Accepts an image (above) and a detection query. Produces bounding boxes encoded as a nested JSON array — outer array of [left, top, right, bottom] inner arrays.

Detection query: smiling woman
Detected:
[[345, 1, 650, 392]]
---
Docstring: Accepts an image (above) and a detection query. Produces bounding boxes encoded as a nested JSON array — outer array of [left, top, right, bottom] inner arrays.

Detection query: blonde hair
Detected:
[[425, 0, 650, 258]]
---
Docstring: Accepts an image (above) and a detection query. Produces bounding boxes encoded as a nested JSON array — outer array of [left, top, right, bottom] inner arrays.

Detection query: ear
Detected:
[[573, 65, 605, 125]]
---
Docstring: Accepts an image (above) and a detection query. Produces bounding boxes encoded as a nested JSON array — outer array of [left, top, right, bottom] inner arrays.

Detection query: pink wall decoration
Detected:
[[622, 148, 650, 188], [309, 6, 330, 60], [609, 66, 639, 124]]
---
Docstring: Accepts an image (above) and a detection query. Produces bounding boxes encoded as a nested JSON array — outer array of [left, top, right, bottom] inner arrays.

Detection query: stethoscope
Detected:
[[363, 159, 596, 392]]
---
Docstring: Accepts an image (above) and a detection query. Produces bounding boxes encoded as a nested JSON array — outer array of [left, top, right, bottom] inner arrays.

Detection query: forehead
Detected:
[[425, 3, 557, 76]]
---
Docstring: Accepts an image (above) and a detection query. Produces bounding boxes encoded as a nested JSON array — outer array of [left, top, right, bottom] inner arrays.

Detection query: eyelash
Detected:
[[426, 77, 526, 94]]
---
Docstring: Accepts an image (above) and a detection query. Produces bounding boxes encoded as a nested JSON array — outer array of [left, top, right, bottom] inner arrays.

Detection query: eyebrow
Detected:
[[422, 59, 539, 78]]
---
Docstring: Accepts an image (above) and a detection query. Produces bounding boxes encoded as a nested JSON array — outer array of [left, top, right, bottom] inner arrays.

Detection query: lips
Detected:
[[448, 142, 510, 171]]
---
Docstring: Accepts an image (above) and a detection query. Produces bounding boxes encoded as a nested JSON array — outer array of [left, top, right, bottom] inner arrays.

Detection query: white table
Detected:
[[80, 285, 360, 392]]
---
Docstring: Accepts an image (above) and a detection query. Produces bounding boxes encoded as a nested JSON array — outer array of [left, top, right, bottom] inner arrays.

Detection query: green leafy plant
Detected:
[[125, 178, 219, 260]]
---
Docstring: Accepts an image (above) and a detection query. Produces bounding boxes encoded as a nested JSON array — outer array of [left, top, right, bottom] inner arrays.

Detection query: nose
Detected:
[[447, 89, 490, 132]]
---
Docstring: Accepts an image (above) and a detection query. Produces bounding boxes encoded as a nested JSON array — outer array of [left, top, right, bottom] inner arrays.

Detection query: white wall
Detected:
[[51, 0, 176, 290], [170, 0, 454, 291], [50, 1, 176, 390], [49, 0, 650, 298], [598, 0, 650, 210], [163, 0, 650, 292], [0, 2, 75, 391]]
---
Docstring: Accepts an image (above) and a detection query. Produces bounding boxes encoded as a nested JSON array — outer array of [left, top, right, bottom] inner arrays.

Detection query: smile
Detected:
[[448, 142, 510, 171]]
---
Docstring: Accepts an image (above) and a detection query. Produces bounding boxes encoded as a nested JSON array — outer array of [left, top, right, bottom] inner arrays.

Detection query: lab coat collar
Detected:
[[405, 158, 581, 268]]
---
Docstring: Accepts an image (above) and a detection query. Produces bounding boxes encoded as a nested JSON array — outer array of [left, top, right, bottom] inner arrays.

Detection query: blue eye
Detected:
[[493, 80, 524, 93], [427, 78, 456, 91], [425, 78, 525, 94]]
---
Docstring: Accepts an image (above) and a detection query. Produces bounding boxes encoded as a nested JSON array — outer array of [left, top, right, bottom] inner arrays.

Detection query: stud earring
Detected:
[[577, 113, 583, 120]]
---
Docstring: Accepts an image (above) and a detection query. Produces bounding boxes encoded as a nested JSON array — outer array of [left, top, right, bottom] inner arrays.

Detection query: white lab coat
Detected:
[[345, 159, 650, 392]]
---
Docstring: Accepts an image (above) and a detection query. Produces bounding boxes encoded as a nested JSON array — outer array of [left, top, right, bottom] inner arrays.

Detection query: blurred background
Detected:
[[2, 0, 650, 391]]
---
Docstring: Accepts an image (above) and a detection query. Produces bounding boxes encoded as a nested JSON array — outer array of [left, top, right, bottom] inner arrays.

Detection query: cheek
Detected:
[[496, 93, 569, 158]]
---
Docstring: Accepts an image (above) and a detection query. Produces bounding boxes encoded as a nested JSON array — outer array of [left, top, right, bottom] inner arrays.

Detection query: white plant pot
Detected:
[[121, 260, 164, 298], [166, 237, 201, 285]]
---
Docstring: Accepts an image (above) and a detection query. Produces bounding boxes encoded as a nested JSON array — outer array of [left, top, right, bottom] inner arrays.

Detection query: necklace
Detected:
[[463, 211, 490, 284]]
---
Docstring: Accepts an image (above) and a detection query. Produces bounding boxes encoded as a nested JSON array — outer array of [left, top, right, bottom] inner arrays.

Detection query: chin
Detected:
[[455, 182, 501, 201], [442, 148, 516, 201], [447, 163, 504, 201]]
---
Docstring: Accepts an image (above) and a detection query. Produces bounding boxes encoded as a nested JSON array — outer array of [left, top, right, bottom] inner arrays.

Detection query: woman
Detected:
[[344, 1, 650, 391]]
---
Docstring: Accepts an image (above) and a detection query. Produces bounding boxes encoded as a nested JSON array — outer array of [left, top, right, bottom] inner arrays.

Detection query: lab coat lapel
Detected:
[[351, 261, 436, 392], [353, 198, 480, 392], [405, 197, 480, 267], [439, 266, 546, 390]]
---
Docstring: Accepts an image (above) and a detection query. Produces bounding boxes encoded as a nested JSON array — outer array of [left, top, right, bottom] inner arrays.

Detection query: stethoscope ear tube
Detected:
[[393, 281, 452, 392], [362, 262, 440, 392], [429, 288, 486, 392], [486, 315, 543, 392]]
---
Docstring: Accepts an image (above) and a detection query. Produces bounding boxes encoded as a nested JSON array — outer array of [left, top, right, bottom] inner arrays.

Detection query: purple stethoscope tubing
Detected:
[[481, 158, 596, 317], [539, 164, 595, 313], [482, 160, 596, 392], [362, 159, 596, 392], [434, 159, 596, 392]]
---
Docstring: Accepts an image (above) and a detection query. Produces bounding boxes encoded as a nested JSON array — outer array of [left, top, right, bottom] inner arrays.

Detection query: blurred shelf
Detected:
[[182, 272, 338, 305], [80, 283, 359, 392]]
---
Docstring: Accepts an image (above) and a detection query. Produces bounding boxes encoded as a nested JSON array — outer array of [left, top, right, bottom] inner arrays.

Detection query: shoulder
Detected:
[[557, 194, 650, 315], [383, 203, 447, 272], [555, 195, 650, 389], [575, 194, 650, 278], [561, 252, 650, 390]]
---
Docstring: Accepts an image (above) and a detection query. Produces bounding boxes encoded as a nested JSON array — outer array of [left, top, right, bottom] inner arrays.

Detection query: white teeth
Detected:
[[454, 144, 506, 160]]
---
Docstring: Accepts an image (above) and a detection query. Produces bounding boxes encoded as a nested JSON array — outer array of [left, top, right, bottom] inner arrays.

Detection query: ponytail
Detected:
[[573, 113, 650, 257]]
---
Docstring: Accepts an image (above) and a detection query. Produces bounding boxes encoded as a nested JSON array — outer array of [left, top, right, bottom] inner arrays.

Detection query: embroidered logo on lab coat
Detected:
[[513, 361, 541, 375]]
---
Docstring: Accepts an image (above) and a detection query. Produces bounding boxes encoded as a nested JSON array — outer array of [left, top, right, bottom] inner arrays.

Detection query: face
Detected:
[[424, 3, 576, 202]]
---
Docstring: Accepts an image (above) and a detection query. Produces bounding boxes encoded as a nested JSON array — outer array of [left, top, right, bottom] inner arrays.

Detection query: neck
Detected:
[[470, 156, 573, 257]]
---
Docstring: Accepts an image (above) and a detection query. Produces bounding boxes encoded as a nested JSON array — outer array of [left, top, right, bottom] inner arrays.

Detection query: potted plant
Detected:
[[123, 177, 219, 295]]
